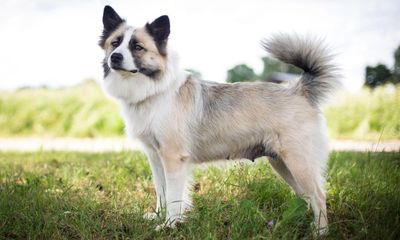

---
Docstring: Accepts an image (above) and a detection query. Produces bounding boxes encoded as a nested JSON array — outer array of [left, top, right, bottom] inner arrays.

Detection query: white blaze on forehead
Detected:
[[108, 27, 137, 72]]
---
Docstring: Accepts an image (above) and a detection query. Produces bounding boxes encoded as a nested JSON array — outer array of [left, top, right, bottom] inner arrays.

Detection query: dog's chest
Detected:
[[120, 98, 171, 139]]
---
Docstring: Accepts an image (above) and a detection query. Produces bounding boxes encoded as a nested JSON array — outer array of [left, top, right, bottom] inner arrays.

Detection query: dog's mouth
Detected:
[[112, 66, 138, 74], [111, 66, 160, 79]]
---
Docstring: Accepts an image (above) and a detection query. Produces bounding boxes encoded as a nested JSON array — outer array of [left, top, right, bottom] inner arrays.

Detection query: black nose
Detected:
[[111, 53, 123, 64]]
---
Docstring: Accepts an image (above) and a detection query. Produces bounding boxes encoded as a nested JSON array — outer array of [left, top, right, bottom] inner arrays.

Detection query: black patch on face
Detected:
[[138, 68, 160, 78], [99, 6, 125, 48], [102, 57, 111, 77], [145, 15, 170, 56], [128, 37, 161, 79], [111, 35, 123, 49]]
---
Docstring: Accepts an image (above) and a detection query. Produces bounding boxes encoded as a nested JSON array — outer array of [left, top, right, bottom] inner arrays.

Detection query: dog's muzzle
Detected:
[[110, 53, 138, 73]]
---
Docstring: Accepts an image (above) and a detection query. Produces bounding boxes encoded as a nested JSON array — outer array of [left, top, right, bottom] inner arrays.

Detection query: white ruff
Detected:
[[102, 49, 188, 138]]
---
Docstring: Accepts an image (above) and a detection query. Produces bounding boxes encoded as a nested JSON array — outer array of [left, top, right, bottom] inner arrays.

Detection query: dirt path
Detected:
[[0, 138, 399, 152]]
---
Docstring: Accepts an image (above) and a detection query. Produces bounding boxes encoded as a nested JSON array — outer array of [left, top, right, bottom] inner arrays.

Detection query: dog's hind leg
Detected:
[[268, 156, 304, 196], [278, 134, 329, 235]]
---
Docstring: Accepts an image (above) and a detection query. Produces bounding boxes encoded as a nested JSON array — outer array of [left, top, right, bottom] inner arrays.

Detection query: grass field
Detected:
[[324, 85, 400, 140], [0, 81, 123, 138], [0, 81, 399, 140], [0, 151, 399, 239]]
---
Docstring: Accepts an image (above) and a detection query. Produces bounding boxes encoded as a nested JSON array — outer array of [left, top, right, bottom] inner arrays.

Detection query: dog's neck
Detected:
[[121, 75, 188, 110], [117, 50, 190, 138], [115, 49, 188, 107]]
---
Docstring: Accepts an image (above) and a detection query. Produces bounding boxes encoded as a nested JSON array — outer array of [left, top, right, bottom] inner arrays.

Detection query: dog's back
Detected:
[[185, 34, 339, 165]]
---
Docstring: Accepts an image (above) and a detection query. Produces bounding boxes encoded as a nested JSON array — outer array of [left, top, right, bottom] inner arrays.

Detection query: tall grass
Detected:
[[324, 85, 400, 140], [0, 82, 399, 140], [0, 81, 124, 137]]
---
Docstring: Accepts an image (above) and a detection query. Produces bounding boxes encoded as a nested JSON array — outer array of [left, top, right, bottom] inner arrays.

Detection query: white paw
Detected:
[[316, 226, 329, 236], [143, 212, 159, 220], [155, 224, 165, 231], [311, 222, 329, 236]]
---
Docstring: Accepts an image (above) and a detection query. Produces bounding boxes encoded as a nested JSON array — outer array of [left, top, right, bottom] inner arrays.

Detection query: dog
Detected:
[[98, 5, 340, 235]]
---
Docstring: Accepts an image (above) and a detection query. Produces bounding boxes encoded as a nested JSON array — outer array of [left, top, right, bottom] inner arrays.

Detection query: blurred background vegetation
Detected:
[[227, 44, 400, 87], [1, 45, 399, 140], [0, 80, 399, 140], [0, 81, 123, 138]]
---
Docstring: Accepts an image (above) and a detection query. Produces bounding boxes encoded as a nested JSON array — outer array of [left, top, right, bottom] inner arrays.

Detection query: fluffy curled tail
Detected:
[[262, 34, 340, 106]]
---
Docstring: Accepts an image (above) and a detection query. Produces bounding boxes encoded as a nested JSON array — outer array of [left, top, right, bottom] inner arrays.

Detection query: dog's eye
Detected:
[[111, 37, 122, 47], [134, 44, 144, 51]]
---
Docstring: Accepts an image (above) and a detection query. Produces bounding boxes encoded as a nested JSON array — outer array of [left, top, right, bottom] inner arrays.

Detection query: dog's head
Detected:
[[100, 6, 170, 79], [99, 6, 178, 102]]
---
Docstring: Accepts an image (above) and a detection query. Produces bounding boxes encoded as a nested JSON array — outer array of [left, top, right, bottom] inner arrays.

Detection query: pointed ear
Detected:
[[102, 5, 124, 31], [99, 6, 125, 48], [146, 15, 170, 42]]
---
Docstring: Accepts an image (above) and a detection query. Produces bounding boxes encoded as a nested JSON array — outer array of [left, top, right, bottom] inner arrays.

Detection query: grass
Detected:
[[0, 151, 399, 239], [0, 80, 124, 138], [1, 82, 399, 140], [324, 84, 400, 140]]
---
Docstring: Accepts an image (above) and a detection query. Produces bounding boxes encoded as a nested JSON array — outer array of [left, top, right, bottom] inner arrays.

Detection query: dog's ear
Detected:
[[146, 15, 170, 42], [146, 15, 170, 55], [99, 6, 125, 48], [102, 5, 124, 31]]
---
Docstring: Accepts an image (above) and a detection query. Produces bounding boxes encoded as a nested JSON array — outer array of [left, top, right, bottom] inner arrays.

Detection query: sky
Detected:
[[0, 0, 399, 92]]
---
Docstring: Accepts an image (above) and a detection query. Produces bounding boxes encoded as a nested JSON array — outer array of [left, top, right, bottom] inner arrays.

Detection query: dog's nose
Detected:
[[111, 53, 123, 63]]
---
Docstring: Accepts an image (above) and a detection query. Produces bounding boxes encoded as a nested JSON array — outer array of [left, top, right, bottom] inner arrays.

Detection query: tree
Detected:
[[185, 69, 203, 80], [391, 46, 400, 85], [364, 44, 400, 88], [226, 64, 257, 83], [259, 57, 302, 80], [365, 64, 392, 88], [226, 57, 303, 83]]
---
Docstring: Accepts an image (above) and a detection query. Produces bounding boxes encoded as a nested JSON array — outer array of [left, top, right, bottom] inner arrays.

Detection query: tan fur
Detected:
[[134, 28, 162, 56], [158, 129, 190, 172], [131, 28, 168, 79]]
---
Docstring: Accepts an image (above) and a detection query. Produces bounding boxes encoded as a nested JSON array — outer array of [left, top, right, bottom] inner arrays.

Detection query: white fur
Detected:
[[143, 145, 166, 214], [103, 47, 192, 228], [107, 27, 138, 72], [114, 54, 187, 138]]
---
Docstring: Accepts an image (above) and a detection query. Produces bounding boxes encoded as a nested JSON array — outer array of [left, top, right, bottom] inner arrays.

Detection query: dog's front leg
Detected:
[[143, 147, 166, 220], [156, 150, 191, 230]]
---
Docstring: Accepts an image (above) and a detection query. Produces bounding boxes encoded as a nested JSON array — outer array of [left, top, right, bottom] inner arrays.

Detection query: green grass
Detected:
[[0, 151, 399, 239], [1, 82, 399, 140]]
